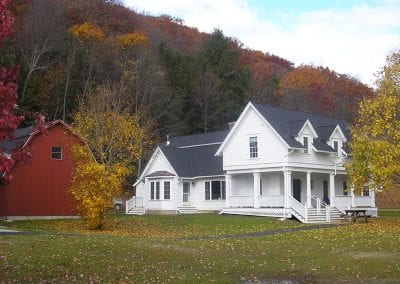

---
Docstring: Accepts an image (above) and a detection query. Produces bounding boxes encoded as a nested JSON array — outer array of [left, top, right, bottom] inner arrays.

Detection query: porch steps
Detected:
[[177, 205, 199, 214], [292, 208, 345, 223], [126, 207, 146, 215]]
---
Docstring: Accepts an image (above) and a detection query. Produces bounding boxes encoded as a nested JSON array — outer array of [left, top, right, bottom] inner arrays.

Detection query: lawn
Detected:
[[1, 211, 400, 283]]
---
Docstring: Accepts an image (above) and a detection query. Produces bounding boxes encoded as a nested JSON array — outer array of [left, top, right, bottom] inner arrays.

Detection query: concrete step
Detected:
[[126, 207, 145, 215], [177, 206, 199, 214]]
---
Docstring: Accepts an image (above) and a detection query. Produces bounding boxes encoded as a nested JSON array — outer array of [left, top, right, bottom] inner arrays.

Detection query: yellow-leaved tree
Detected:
[[70, 85, 146, 229], [346, 49, 400, 192]]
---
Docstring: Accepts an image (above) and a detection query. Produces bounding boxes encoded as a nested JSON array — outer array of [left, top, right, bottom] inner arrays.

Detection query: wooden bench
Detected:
[[344, 209, 369, 223]]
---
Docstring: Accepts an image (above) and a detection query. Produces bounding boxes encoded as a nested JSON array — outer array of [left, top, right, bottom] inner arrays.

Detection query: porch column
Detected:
[[225, 174, 231, 208], [306, 171, 312, 208], [351, 186, 355, 207], [253, 173, 260, 208], [329, 173, 335, 207], [370, 189, 375, 207], [284, 170, 292, 209]]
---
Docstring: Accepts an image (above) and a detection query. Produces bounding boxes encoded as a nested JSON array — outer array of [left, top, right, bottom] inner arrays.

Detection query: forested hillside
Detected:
[[2, 0, 374, 155]]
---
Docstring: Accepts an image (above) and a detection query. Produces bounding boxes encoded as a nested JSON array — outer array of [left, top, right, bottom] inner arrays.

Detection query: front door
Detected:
[[293, 178, 301, 202], [323, 180, 329, 203], [183, 182, 190, 204]]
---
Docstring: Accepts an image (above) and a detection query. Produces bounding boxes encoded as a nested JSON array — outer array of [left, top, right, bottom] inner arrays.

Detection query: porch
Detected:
[[222, 170, 377, 223]]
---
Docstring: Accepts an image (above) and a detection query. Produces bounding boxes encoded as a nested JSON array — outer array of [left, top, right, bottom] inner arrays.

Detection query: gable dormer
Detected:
[[295, 119, 318, 153], [328, 125, 347, 156]]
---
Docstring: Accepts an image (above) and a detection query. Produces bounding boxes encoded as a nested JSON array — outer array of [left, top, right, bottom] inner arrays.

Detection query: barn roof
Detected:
[[0, 126, 33, 154]]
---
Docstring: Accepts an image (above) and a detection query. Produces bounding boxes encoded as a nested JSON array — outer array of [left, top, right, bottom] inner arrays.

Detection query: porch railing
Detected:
[[125, 196, 143, 213], [289, 195, 307, 222], [335, 195, 373, 208], [258, 195, 285, 207], [354, 196, 373, 207], [332, 196, 350, 214], [229, 195, 253, 207]]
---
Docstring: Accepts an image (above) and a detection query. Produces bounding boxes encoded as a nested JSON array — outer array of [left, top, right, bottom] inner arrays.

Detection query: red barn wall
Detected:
[[0, 124, 82, 218]]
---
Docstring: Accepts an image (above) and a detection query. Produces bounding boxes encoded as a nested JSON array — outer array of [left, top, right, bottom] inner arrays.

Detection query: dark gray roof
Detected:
[[146, 171, 175, 177], [160, 143, 224, 178], [167, 130, 229, 147], [0, 126, 32, 154], [150, 103, 349, 178], [252, 103, 348, 152]]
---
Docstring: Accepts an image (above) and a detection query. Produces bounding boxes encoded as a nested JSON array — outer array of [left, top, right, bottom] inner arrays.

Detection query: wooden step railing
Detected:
[[289, 196, 307, 223]]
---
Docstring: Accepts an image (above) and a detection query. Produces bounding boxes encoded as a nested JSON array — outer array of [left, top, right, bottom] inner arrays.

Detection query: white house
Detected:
[[128, 102, 377, 223]]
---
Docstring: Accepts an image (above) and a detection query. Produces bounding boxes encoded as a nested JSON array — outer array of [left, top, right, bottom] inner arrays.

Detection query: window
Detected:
[[51, 146, 62, 160], [150, 181, 160, 200], [249, 137, 258, 158], [260, 179, 263, 195], [205, 182, 211, 200], [164, 181, 170, 200], [333, 141, 339, 156], [150, 182, 155, 200], [362, 185, 370, 196], [343, 181, 348, 196], [205, 181, 226, 200], [155, 182, 160, 199], [303, 137, 309, 153]]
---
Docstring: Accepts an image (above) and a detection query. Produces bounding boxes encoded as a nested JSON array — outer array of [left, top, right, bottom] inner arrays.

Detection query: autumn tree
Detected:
[[17, 0, 68, 102], [70, 85, 145, 229], [346, 49, 400, 192], [69, 21, 105, 95], [0, 0, 24, 181]]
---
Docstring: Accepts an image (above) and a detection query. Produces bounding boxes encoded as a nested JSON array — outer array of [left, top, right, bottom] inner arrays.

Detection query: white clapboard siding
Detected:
[[223, 108, 288, 170]]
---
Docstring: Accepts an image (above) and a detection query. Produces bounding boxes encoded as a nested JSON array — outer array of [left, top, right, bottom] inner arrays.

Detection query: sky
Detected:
[[122, 0, 400, 86]]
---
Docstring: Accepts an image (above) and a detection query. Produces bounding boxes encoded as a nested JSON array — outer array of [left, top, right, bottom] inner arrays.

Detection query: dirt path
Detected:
[[178, 223, 349, 240]]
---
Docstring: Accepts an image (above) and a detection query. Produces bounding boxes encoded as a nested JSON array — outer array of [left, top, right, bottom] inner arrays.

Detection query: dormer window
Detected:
[[303, 137, 309, 153], [249, 137, 258, 158], [333, 141, 339, 156]]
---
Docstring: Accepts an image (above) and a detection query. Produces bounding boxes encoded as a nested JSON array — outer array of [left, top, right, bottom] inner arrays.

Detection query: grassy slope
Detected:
[[0, 212, 399, 283]]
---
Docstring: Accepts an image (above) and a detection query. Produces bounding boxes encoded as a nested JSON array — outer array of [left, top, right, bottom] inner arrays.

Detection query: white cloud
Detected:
[[124, 0, 400, 86]]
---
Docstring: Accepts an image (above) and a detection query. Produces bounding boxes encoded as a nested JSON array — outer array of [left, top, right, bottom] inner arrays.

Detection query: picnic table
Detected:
[[344, 209, 369, 223]]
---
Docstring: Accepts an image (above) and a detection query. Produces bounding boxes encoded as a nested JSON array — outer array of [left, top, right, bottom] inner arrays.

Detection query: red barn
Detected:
[[0, 120, 83, 219]]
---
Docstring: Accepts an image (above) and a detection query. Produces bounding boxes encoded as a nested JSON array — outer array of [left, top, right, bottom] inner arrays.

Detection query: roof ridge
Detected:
[[169, 129, 228, 140], [252, 102, 347, 123]]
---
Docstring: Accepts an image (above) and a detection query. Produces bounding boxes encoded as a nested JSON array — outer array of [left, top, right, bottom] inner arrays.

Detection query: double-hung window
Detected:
[[164, 181, 170, 200], [333, 141, 339, 156], [249, 136, 258, 158], [362, 185, 370, 196], [205, 181, 226, 200], [150, 181, 161, 200], [303, 137, 309, 153]]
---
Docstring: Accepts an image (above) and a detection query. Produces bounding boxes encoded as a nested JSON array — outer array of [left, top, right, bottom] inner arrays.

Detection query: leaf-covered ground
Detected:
[[0, 213, 305, 238], [0, 211, 399, 283]]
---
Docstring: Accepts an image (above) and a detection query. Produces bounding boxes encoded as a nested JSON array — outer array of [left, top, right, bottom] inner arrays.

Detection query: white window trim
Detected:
[[249, 136, 258, 159], [205, 180, 226, 201], [51, 146, 62, 160]]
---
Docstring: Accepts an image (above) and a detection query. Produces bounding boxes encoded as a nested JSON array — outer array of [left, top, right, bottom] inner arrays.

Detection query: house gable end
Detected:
[[134, 147, 178, 186], [216, 102, 290, 156]]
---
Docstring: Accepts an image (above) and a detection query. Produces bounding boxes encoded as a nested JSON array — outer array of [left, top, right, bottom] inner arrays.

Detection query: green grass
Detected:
[[1, 213, 400, 283], [0, 213, 305, 238]]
